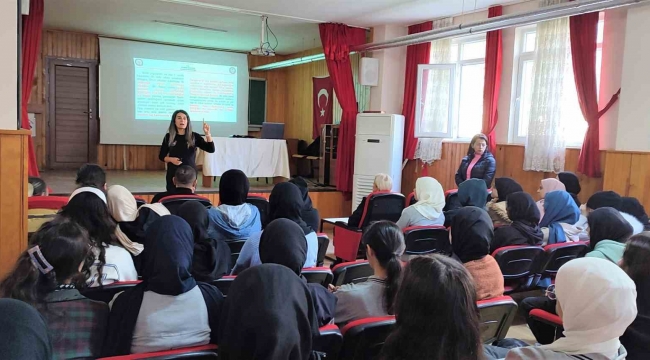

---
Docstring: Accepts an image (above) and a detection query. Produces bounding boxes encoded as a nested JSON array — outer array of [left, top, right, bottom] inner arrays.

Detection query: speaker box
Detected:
[[359, 57, 379, 86]]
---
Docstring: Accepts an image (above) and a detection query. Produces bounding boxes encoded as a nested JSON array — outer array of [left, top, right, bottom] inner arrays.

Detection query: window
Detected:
[[415, 35, 486, 139], [511, 20, 604, 146]]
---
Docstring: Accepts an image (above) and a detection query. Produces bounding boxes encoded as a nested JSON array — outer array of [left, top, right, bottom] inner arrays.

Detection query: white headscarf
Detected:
[[412, 177, 445, 220], [106, 185, 143, 256], [70, 186, 106, 204], [541, 257, 637, 357]]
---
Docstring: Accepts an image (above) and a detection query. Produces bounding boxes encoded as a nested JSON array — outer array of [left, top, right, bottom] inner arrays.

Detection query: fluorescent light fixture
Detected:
[[153, 20, 227, 33], [251, 52, 360, 71]]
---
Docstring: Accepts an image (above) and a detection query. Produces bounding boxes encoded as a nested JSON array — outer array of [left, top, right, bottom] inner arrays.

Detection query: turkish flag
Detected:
[[313, 76, 334, 139]]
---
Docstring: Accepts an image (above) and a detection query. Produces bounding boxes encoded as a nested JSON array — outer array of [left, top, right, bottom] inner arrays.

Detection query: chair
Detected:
[[332, 193, 405, 261], [529, 308, 564, 342], [246, 195, 269, 228], [314, 324, 343, 360], [97, 344, 218, 359], [226, 240, 247, 272], [338, 316, 396, 360], [332, 260, 373, 287], [160, 195, 212, 215], [402, 226, 451, 256], [80, 281, 142, 303], [405, 192, 416, 207], [316, 233, 330, 267], [477, 296, 518, 344], [213, 275, 236, 296], [534, 241, 590, 286], [302, 267, 334, 287], [28, 195, 69, 210], [443, 189, 459, 211], [492, 245, 545, 294], [134, 196, 147, 208]]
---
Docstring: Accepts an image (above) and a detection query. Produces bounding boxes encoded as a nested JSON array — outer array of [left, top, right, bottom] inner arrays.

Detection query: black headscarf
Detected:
[[218, 264, 319, 360], [450, 207, 493, 263], [588, 207, 633, 250], [0, 299, 52, 360], [178, 201, 231, 281], [458, 178, 489, 208], [497, 192, 544, 247], [507, 191, 541, 224], [586, 191, 622, 210], [219, 169, 249, 206], [269, 182, 312, 234], [494, 177, 523, 203], [558, 172, 581, 207], [620, 197, 650, 229], [290, 177, 320, 232], [103, 216, 224, 357]]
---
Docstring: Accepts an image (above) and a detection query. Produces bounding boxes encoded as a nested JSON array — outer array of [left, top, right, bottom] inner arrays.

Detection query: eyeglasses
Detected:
[[545, 284, 556, 301]]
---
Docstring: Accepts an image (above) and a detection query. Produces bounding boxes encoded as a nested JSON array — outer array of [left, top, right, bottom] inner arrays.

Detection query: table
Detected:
[[320, 217, 349, 232], [197, 137, 290, 186]]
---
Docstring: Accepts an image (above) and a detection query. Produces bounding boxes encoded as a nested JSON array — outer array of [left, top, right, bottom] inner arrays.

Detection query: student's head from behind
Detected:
[[219, 169, 249, 206], [173, 165, 197, 191], [621, 233, 650, 283], [381, 255, 481, 360], [507, 191, 541, 225], [538, 178, 565, 200], [60, 190, 117, 247], [586, 190, 622, 213], [28, 177, 47, 196], [259, 218, 307, 276], [492, 177, 523, 202], [450, 207, 493, 263], [373, 173, 393, 192], [75, 164, 106, 191], [458, 178, 488, 208], [0, 218, 93, 306], [468, 133, 489, 156], [177, 201, 210, 243], [587, 207, 633, 250], [168, 109, 194, 147], [362, 221, 405, 314], [0, 299, 52, 360]]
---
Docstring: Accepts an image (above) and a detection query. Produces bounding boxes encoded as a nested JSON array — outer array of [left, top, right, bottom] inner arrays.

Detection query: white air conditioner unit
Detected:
[[352, 114, 405, 211]]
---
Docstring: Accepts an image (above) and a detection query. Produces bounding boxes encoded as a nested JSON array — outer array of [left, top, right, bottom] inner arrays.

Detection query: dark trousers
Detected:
[[521, 296, 561, 345], [165, 166, 177, 192]]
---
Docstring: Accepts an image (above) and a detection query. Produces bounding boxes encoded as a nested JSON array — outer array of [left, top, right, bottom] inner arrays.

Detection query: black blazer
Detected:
[[454, 152, 496, 188], [347, 197, 366, 228]]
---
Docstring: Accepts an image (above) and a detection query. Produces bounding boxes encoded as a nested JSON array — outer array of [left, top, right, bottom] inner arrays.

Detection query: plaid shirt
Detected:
[[42, 290, 108, 360]]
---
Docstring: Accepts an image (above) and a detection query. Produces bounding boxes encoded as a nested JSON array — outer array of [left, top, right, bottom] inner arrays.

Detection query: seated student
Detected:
[[535, 178, 566, 219], [206, 169, 261, 241], [290, 176, 320, 232], [218, 264, 319, 360], [76, 163, 107, 191], [539, 191, 585, 245], [179, 202, 231, 281], [620, 234, 650, 360], [333, 221, 404, 325], [585, 207, 633, 263], [103, 216, 223, 356], [487, 177, 523, 227], [151, 165, 197, 203], [231, 182, 318, 275], [450, 207, 504, 300], [259, 218, 337, 327], [61, 188, 138, 287], [620, 197, 650, 231], [106, 185, 145, 257], [506, 258, 637, 360], [28, 176, 48, 196], [492, 192, 544, 251], [348, 173, 393, 228], [0, 218, 109, 360], [444, 178, 489, 226], [396, 177, 445, 229], [380, 255, 485, 360], [579, 191, 645, 235], [0, 299, 52, 360], [558, 171, 581, 207]]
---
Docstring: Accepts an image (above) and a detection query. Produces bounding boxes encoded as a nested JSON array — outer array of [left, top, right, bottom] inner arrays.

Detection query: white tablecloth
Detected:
[[198, 137, 290, 178]]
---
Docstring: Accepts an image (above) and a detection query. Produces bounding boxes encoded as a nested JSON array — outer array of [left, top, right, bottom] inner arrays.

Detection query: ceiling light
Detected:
[[251, 52, 359, 71], [152, 20, 227, 33]]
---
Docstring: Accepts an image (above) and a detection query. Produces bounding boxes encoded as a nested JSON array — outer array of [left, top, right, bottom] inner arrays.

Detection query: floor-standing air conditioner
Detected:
[[352, 114, 405, 211]]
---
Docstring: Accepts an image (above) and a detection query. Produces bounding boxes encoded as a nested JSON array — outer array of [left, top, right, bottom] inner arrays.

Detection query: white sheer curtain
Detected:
[[523, 0, 569, 173], [415, 18, 453, 165]]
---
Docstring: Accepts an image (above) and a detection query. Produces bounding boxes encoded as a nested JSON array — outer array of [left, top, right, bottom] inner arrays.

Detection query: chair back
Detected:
[[403, 226, 451, 256], [332, 260, 373, 287], [160, 195, 211, 215], [359, 193, 405, 228], [302, 267, 334, 287], [246, 196, 269, 228], [405, 192, 416, 207], [261, 122, 285, 139], [314, 324, 343, 360], [226, 240, 247, 272], [316, 234, 330, 267], [477, 296, 518, 344], [443, 189, 459, 211], [492, 246, 544, 280], [213, 276, 236, 297], [339, 316, 396, 360], [80, 281, 142, 303], [28, 196, 69, 210], [540, 241, 589, 278], [96, 344, 218, 359]]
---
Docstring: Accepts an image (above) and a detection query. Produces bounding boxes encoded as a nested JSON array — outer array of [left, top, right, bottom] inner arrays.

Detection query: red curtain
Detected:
[[319, 23, 366, 192], [401, 21, 433, 161], [570, 12, 619, 177], [481, 6, 503, 154], [21, 0, 44, 177]]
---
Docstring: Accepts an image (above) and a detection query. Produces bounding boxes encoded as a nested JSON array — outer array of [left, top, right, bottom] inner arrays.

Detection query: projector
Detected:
[[250, 47, 276, 57]]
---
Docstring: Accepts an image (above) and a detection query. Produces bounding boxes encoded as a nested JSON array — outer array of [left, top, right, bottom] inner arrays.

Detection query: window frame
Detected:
[[415, 63, 456, 138], [510, 25, 537, 145]]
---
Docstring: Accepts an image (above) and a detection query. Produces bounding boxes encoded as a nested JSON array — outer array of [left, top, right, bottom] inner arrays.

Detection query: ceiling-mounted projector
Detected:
[[250, 15, 276, 57]]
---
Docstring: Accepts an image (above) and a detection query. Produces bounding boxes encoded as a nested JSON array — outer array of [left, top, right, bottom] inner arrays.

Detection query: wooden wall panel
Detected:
[[0, 130, 29, 277], [603, 151, 650, 210]]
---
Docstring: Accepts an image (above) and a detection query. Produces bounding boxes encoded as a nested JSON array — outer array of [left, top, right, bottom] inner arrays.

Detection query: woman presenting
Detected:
[[454, 133, 496, 188], [159, 110, 215, 191]]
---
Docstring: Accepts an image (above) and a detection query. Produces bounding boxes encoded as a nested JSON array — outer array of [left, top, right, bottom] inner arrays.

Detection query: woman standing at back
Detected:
[[455, 133, 497, 188]]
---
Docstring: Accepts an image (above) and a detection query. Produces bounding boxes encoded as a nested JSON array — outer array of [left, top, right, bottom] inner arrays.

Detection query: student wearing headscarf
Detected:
[[231, 182, 318, 275], [620, 197, 650, 231], [536, 178, 566, 219], [620, 234, 650, 360], [396, 177, 445, 229], [539, 191, 584, 245], [558, 172, 581, 207], [578, 191, 645, 236], [218, 264, 320, 360], [103, 216, 223, 356], [585, 207, 633, 264], [492, 192, 544, 251], [179, 202, 231, 281], [450, 207, 504, 300], [0, 299, 52, 360], [259, 218, 336, 326], [487, 177, 523, 227], [444, 178, 488, 226], [207, 169, 261, 241], [348, 173, 393, 228], [506, 258, 637, 360], [290, 176, 320, 232]]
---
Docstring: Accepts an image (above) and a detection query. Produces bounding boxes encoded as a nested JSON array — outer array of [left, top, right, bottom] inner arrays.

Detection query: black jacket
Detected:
[[455, 152, 497, 188], [347, 197, 366, 228]]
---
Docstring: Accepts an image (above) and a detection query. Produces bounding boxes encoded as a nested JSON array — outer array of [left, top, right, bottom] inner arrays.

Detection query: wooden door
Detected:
[[47, 59, 97, 169]]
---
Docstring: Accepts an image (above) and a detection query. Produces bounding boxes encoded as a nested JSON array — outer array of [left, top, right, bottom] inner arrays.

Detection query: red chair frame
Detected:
[[28, 195, 69, 210], [477, 295, 518, 344], [402, 226, 450, 256], [534, 241, 589, 286], [314, 324, 343, 359], [97, 344, 218, 359], [529, 308, 564, 342], [332, 260, 373, 287], [339, 316, 396, 360], [405, 192, 416, 207], [491, 245, 544, 294]]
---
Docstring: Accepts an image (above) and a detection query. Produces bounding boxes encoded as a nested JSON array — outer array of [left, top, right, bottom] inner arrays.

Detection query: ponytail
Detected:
[[383, 255, 402, 314], [0, 252, 50, 306]]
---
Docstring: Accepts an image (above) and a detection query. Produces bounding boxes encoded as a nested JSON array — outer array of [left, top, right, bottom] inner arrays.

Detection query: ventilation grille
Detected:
[[354, 174, 375, 209]]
